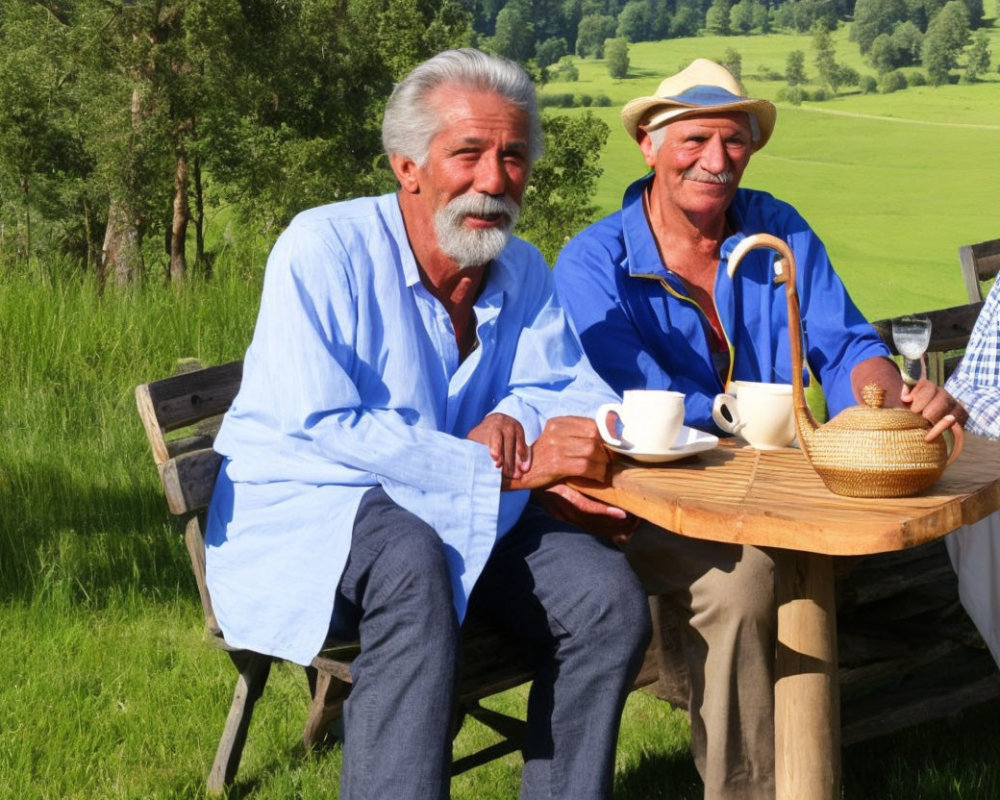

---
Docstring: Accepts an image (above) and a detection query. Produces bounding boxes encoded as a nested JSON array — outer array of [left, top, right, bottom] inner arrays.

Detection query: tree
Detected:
[[616, 0, 651, 41], [922, 0, 971, 84], [536, 36, 569, 68], [605, 37, 630, 78], [491, 0, 535, 61], [517, 112, 609, 263], [704, 0, 731, 34], [963, 29, 991, 81], [669, 4, 703, 36], [786, 49, 807, 85], [729, 0, 757, 33], [869, 32, 902, 71], [892, 21, 925, 65], [721, 48, 742, 80], [575, 14, 616, 57], [851, 0, 908, 54], [813, 23, 839, 90], [0, 1, 91, 271]]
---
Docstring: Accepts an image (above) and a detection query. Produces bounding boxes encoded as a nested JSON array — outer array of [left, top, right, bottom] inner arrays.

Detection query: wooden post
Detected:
[[775, 550, 840, 800]]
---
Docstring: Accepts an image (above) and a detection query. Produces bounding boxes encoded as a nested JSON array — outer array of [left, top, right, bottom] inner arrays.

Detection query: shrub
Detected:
[[577, 93, 594, 106], [593, 93, 613, 106], [878, 69, 908, 93], [909, 70, 927, 85], [859, 74, 878, 93], [776, 85, 807, 105], [540, 93, 575, 108]]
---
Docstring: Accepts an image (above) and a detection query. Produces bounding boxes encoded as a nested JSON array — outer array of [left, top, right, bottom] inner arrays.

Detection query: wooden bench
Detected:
[[958, 236, 1000, 302], [835, 302, 1000, 745], [136, 360, 661, 792]]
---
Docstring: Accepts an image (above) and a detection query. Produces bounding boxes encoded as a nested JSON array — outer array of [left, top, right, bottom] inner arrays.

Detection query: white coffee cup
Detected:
[[711, 381, 796, 450], [595, 390, 686, 452]]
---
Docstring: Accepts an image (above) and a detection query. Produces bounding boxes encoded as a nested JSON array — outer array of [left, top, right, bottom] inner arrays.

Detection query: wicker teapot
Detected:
[[725, 233, 963, 498]]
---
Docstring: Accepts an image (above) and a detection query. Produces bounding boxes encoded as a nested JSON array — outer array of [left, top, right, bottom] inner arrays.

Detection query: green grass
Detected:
[[542, 24, 1000, 320], [3, 258, 1000, 799]]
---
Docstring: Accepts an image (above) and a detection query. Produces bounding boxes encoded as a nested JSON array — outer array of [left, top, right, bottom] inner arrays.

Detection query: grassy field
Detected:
[[542, 24, 1000, 320], [3, 24, 1000, 800], [3, 267, 1000, 799]]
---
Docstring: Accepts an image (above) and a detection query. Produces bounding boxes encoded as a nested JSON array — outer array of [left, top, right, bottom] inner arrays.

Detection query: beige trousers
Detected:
[[625, 522, 777, 800]]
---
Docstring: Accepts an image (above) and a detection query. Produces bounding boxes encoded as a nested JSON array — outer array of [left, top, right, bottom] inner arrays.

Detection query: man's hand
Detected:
[[851, 356, 966, 441], [467, 413, 531, 480], [901, 379, 967, 442], [507, 416, 612, 490], [531, 484, 640, 546]]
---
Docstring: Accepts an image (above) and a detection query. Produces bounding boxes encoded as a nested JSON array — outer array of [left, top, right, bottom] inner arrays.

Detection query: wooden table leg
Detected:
[[775, 550, 841, 800]]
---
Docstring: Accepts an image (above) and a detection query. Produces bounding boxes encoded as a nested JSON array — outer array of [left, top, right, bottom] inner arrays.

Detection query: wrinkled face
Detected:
[[640, 112, 753, 220], [406, 85, 531, 268]]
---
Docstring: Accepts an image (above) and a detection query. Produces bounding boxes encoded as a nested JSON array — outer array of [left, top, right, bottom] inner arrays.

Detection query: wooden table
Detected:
[[571, 433, 1000, 800]]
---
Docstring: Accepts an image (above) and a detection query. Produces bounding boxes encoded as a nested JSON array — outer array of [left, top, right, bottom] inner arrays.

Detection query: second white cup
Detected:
[[711, 380, 796, 450], [596, 389, 686, 452]]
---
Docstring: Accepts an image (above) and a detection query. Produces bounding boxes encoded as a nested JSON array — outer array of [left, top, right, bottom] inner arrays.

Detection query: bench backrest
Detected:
[[869, 301, 983, 386], [135, 360, 243, 515], [958, 237, 1000, 303]]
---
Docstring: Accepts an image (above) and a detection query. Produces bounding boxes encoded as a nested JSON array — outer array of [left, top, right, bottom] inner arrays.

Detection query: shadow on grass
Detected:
[[616, 748, 703, 800], [842, 697, 1000, 800], [0, 457, 192, 604]]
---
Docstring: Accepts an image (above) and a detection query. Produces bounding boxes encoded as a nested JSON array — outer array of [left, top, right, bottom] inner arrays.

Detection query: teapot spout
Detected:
[[725, 234, 820, 442]]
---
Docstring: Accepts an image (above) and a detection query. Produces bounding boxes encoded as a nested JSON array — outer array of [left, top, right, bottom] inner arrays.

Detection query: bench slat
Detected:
[[159, 448, 224, 515], [136, 360, 243, 465]]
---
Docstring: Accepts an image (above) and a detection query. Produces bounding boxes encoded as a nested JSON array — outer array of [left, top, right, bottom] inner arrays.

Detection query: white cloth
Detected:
[[946, 514, 1000, 666], [944, 278, 1000, 669]]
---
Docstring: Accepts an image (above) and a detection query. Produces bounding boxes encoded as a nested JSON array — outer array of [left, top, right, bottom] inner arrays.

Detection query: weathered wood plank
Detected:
[[137, 360, 243, 465], [959, 237, 1000, 302]]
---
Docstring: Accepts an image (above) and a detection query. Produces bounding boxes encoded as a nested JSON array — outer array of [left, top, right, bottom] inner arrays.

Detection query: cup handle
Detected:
[[711, 394, 744, 435], [595, 402, 624, 446]]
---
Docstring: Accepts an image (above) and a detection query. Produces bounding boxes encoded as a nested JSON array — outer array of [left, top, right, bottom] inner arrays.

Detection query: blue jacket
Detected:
[[553, 176, 889, 433]]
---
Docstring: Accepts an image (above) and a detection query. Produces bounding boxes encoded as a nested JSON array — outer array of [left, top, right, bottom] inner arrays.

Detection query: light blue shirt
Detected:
[[205, 193, 619, 665]]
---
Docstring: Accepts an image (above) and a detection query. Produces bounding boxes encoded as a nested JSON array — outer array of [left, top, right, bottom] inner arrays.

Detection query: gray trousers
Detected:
[[334, 488, 651, 800], [625, 523, 777, 800]]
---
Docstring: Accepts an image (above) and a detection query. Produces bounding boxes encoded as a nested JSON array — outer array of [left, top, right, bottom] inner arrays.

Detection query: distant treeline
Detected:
[[0, 0, 988, 285]]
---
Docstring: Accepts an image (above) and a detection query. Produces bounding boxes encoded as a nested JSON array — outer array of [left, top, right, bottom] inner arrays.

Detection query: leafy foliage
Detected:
[[518, 112, 609, 264]]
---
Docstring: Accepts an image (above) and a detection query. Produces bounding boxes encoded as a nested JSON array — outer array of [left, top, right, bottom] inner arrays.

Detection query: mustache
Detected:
[[444, 192, 520, 222], [683, 168, 733, 185]]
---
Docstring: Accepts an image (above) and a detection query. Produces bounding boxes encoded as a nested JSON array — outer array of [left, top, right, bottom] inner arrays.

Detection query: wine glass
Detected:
[[891, 316, 932, 385]]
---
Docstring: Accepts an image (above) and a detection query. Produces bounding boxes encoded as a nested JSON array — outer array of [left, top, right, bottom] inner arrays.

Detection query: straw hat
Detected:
[[621, 58, 776, 151]]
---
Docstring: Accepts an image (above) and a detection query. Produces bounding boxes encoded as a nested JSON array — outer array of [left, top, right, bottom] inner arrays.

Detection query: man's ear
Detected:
[[637, 130, 658, 170], [391, 153, 420, 194]]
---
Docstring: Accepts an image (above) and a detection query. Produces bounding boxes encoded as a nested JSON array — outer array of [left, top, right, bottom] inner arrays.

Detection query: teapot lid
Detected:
[[826, 383, 931, 432]]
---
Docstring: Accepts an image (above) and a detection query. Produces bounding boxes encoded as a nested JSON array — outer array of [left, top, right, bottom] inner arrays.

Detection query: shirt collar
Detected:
[[621, 174, 749, 277]]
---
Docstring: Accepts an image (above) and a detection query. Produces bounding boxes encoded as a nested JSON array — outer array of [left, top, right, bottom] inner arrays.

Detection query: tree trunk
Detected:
[[193, 155, 209, 277], [170, 150, 189, 282], [102, 197, 143, 286], [102, 86, 146, 285]]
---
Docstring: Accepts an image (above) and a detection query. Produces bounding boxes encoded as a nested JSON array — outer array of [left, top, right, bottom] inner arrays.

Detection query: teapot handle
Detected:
[[944, 423, 964, 467]]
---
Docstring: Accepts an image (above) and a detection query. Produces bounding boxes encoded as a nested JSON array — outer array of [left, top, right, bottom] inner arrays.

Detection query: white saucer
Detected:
[[605, 426, 719, 464]]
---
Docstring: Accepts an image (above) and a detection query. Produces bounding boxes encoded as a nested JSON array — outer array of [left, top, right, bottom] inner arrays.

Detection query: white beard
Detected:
[[434, 193, 520, 269]]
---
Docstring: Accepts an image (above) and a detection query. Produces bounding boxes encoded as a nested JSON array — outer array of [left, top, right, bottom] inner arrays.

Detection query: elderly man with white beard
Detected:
[[204, 49, 650, 800]]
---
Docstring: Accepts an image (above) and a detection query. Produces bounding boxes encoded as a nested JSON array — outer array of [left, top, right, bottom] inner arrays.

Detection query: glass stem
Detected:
[[901, 356, 923, 386]]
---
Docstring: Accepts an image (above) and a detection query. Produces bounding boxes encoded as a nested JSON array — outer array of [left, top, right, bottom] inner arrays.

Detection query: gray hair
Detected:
[[382, 48, 544, 167]]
